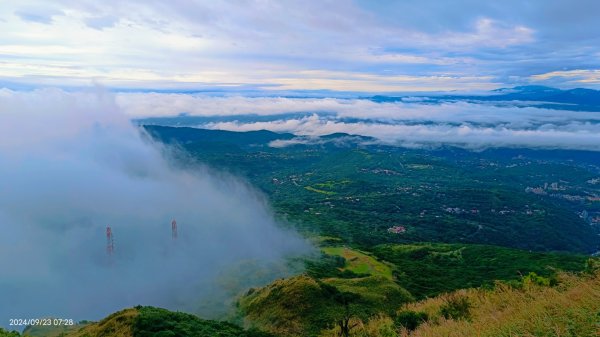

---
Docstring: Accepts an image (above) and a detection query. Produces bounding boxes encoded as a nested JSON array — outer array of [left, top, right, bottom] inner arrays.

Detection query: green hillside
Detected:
[[22, 126, 593, 337], [372, 243, 589, 298], [239, 275, 412, 336], [145, 126, 600, 253], [20, 307, 272, 337]]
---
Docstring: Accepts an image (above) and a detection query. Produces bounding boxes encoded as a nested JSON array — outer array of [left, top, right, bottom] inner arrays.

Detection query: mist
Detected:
[[0, 88, 311, 327], [116, 93, 600, 151]]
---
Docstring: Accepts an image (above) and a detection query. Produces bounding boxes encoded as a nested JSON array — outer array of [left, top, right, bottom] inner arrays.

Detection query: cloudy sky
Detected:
[[2, 0, 600, 92]]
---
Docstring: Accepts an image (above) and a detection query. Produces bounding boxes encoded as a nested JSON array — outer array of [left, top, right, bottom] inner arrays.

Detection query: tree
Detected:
[[319, 282, 365, 337]]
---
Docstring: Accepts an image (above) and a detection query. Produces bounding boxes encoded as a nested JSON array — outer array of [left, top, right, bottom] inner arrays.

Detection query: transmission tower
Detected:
[[106, 226, 114, 256], [171, 219, 178, 240]]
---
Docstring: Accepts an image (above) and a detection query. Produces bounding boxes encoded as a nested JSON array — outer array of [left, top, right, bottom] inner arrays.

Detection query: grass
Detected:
[[400, 271, 600, 337], [239, 275, 412, 336], [240, 275, 339, 336], [372, 243, 588, 299], [132, 306, 271, 337], [317, 270, 600, 336], [314, 180, 352, 189], [322, 276, 413, 315], [21, 322, 89, 337], [24, 307, 272, 337], [305, 186, 337, 195], [311, 236, 344, 244], [66, 308, 138, 337], [322, 247, 393, 280]]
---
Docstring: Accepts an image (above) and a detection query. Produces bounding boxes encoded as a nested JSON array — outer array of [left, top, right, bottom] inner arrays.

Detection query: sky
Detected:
[[2, 0, 600, 92]]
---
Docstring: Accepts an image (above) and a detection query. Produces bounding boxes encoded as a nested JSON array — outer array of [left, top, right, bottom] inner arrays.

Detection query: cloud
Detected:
[[208, 117, 600, 151], [531, 69, 600, 85], [435, 18, 534, 49], [1, 0, 598, 90], [111, 93, 600, 151], [268, 135, 372, 148], [0, 88, 311, 326]]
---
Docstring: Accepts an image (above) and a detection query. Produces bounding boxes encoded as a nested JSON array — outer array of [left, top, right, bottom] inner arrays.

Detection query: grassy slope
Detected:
[[132, 306, 271, 337], [321, 247, 393, 280], [22, 323, 89, 337], [239, 275, 413, 337], [60, 308, 137, 337], [240, 276, 337, 337], [24, 307, 271, 337], [0, 329, 20, 337], [402, 271, 600, 337], [372, 243, 588, 299]]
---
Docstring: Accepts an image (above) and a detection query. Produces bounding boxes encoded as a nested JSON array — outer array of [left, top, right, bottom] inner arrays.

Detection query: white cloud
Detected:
[[0, 88, 310, 324], [531, 69, 600, 85], [115, 92, 599, 125], [1, 0, 599, 91], [206, 117, 600, 151], [0, 1, 545, 91], [437, 18, 534, 49], [111, 92, 600, 151]]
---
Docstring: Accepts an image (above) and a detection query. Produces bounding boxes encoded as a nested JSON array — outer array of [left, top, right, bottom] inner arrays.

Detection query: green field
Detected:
[[321, 246, 393, 280]]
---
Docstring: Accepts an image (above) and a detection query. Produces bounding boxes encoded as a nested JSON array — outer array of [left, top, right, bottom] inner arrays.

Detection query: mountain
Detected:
[[144, 125, 296, 149], [239, 274, 412, 336], [15, 269, 598, 337], [490, 85, 600, 106], [21, 307, 272, 337], [9, 124, 599, 337], [370, 85, 600, 111]]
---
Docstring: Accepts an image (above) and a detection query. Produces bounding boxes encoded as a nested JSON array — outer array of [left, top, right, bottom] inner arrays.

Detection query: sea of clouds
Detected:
[[117, 92, 600, 150]]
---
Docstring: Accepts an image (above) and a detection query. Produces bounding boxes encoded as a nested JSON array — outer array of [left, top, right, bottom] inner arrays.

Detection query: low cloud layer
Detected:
[[118, 92, 600, 151], [0, 89, 310, 327]]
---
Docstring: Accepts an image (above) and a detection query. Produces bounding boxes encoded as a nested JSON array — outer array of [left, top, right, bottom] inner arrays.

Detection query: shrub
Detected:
[[394, 310, 428, 331], [439, 294, 471, 320], [584, 258, 600, 273], [522, 271, 551, 287]]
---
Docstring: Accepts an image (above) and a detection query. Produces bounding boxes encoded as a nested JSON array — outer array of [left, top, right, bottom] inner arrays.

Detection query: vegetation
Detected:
[[145, 125, 599, 254], [372, 243, 588, 298], [0, 329, 20, 337], [23, 308, 138, 337], [69, 126, 595, 337], [438, 294, 471, 321], [132, 306, 272, 337], [393, 311, 429, 331], [318, 270, 600, 336], [239, 275, 412, 336], [400, 271, 600, 337], [22, 323, 87, 337], [321, 247, 393, 280], [239, 275, 345, 336], [19, 263, 597, 337], [22, 307, 272, 337]]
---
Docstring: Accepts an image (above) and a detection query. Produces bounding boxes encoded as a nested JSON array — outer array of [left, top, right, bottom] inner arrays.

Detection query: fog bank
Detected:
[[0, 88, 311, 327]]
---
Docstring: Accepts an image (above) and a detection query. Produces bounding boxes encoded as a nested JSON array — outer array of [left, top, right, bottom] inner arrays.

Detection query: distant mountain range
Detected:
[[371, 85, 600, 111]]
